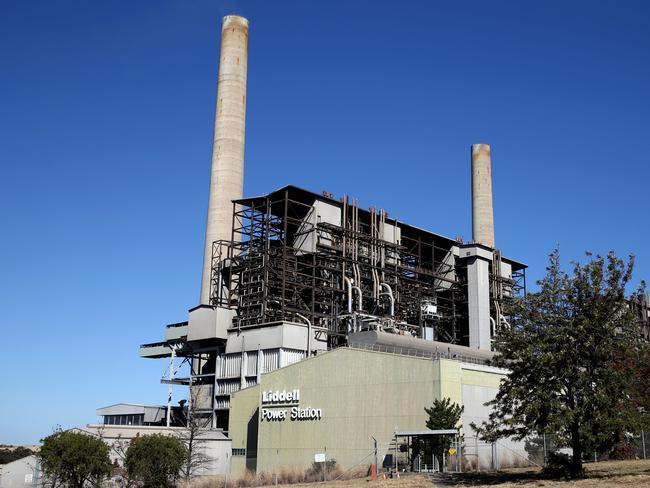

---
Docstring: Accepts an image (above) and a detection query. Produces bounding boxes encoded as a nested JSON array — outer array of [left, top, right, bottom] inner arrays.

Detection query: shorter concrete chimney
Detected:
[[471, 144, 495, 248]]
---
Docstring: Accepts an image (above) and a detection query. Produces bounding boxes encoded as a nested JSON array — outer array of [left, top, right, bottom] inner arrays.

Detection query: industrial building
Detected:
[[91, 13, 649, 476], [0, 456, 41, 488]]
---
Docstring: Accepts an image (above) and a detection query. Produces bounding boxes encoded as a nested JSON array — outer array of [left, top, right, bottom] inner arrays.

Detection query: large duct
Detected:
[[200, 15, 249, 304], [471, 144, 495, 248]]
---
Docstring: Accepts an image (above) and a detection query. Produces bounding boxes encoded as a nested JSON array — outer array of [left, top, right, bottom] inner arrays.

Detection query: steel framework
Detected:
[[209, 186, 526, 347]]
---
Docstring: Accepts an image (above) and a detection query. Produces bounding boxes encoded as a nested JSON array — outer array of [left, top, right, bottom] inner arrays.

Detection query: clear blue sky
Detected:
[[1, 0, 648, 444]]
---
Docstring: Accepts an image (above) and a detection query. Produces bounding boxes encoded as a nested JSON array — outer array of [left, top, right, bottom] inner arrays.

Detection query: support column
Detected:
[[464, 245, 493, 350]]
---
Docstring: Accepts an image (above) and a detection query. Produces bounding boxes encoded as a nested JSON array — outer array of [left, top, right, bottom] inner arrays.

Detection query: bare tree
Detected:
[[101, 432, 140, 488], [176, 395, 215, 481]]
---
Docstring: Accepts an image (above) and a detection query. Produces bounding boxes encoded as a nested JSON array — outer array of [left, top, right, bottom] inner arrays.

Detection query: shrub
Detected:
[[543, 451, 574, 478], [125, 434, 187, 488], [306, 458, 340, 481], [39, 430, 112, 488]]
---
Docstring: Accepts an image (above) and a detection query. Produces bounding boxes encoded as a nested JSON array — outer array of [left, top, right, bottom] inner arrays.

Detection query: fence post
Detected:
[[642, 430, 647, 460]]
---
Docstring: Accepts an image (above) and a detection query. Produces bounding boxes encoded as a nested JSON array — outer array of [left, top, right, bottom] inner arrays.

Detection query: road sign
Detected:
[[449, 448, 457, 455]]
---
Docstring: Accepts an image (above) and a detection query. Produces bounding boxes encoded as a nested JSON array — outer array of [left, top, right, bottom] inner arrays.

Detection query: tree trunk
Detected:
[[570, 422, 584, 478]]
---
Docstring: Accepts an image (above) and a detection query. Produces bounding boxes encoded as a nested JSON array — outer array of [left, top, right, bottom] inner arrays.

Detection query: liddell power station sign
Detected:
[[261, 389, 322, 421]]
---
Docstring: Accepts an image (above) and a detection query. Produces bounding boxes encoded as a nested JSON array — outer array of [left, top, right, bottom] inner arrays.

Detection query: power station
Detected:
[[87, 14, 650, 476]]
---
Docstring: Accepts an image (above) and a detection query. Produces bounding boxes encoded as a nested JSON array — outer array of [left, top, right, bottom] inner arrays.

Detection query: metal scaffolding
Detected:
[[209, 186, 526, 348]]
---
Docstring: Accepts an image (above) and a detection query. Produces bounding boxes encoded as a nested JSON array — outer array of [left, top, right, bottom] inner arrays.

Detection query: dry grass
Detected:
[[437, 459, 650, 487], [181, 465, 369, 488], [183, 460, 650, 488]]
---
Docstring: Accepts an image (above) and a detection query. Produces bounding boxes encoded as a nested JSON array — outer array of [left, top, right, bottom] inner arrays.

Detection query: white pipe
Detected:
[[344, 277, 353, 314], [296, 313, 312, 357], [380, 283, 395, 316]]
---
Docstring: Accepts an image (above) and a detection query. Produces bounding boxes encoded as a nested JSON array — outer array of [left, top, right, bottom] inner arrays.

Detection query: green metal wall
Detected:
[[228, 347, 503, 475]]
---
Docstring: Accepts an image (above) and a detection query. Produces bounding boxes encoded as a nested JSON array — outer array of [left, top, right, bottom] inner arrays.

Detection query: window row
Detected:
[[103, 414, 144, 426]]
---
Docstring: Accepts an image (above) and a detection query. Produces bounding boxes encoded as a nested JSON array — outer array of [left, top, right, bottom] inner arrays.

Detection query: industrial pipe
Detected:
[[344, 277, 353, 314], [295, 313, 312, 358], [380, 283, 395, 316]]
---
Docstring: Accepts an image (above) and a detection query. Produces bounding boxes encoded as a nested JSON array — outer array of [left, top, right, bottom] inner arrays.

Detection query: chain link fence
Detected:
[[387, 430, 649, 474]]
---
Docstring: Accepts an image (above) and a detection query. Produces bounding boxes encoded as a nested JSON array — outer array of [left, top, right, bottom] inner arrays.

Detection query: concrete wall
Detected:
[[79, 424, 232, 476]]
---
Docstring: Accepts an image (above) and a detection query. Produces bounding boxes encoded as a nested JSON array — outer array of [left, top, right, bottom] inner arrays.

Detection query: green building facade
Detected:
[[228, 347, 509, 475]]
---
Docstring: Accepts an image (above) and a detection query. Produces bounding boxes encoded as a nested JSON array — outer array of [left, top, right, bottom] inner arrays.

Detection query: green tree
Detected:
[[39, 430, 112, 488], [474, 249, 643, 478], [0, 446, 35, 464], [125, 434, 186, 488], [415, 398, 463, 470]]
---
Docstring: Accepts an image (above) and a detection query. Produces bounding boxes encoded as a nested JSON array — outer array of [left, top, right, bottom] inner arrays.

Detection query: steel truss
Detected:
[[208, 187, 525, 346]]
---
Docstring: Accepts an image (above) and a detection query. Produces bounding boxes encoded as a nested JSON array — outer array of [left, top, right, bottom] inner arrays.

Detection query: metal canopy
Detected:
[[395, 429, 458, 437]]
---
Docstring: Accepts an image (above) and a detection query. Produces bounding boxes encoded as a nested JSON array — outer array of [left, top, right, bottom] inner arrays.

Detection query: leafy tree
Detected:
[[609, 340, 650, 458], [414, 398, 463, 470], [474, 249, 643, 478], [125, 434, 186, 488], [39, 430, 112, 488], [0, 446, 35, 464]]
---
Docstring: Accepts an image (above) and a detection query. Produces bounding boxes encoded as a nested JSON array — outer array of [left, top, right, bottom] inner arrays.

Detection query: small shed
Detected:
[[394, 429, 461, 473]]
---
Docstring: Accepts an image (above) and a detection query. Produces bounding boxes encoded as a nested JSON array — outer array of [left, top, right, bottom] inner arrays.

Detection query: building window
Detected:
[[232, 448, 246, 457], [103, 413, 144, 425]]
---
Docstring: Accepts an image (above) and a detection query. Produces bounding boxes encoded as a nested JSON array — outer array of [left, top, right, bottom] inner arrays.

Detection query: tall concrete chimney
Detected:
[[471, 144, 495, 248], [200, 15, 249, 304]]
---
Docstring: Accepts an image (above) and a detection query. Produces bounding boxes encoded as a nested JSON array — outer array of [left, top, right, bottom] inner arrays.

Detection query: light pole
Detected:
[[371, 435, 378, 479]]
